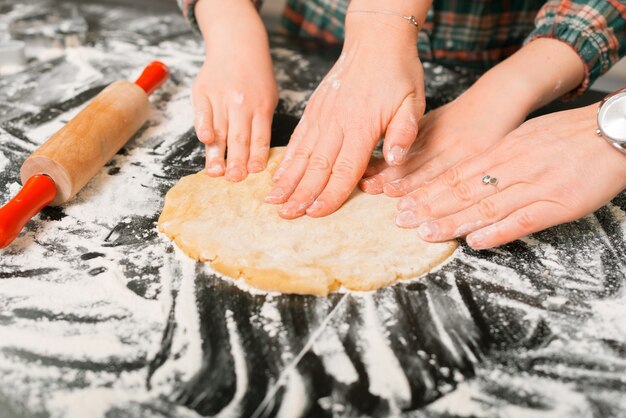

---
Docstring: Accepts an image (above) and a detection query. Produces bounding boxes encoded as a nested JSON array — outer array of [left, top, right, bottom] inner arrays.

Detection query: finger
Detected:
[[396, 166, 517, 227], [192, 89, 215, 144], [363, 156, 388, 178], [396, 157, 480, 211], [362, 147, 444, 197], [278, 138, 343, 219], [225, 108, 252, 182], [383, 151, 455, 198], [359, 156, 388, 194], [307, 133, 372, 218], [401, 184, 533, 243], [360, 145, 429, 194], [265, 139, 314, 204], [383, 95, 423, 166], [273, 115, 308, 182], [466, 201, 566, 250], [248, 113, 272, 173], [205, 107, 228, 176]]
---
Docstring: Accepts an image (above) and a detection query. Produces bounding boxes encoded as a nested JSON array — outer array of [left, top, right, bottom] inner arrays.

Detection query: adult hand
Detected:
[[394, 104, 626, 249], [265, 15, 425, 219], [361, 37, 587, 199], [193, 0, 278, 181], [360, 95, 525, 197]]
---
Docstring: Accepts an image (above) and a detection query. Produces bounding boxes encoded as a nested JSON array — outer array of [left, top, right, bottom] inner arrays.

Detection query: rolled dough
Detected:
[[158, 147, 457, 296]]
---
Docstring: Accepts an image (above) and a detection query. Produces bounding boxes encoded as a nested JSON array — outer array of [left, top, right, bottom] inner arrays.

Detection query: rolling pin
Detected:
[[0, 61, 169, 249]]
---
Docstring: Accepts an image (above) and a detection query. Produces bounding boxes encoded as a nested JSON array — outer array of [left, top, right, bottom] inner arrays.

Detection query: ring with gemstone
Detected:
[[482, 174, 499, 191]]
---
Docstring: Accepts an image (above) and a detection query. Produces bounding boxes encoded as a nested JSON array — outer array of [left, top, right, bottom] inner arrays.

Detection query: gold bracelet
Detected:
[[346, 9, 419, 28]]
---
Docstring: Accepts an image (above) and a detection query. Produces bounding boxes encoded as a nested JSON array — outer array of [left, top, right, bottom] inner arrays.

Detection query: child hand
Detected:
[[193, 0, 278, 181]]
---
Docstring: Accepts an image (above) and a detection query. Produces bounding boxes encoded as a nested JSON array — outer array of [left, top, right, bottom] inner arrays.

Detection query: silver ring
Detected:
[[482, 174, 499, 191]]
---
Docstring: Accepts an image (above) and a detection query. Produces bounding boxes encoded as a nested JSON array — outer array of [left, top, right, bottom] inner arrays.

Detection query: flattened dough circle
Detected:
[[158, 147, 457, 295]]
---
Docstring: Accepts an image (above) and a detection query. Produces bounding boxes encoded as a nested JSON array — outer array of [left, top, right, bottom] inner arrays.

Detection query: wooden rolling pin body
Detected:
[[20, 80, 150, 205]]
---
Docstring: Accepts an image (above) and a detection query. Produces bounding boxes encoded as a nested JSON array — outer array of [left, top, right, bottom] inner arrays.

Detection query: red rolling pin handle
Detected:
[[135, 61, 169, 95], [0, 61, 169, 249], [0, 175, 57, 248]]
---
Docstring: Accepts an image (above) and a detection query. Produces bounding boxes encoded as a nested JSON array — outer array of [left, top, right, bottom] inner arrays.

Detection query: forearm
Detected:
[[459, 38, 585, 126], [195, 0, 268, 53]]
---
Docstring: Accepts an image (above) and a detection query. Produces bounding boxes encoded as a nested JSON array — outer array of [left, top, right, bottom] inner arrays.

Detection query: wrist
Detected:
[[344, 0, 431, 51], [196, 0, 268, 50], [346, 0, 431, 22], [463, 66, 537, 123], [451, 71, 531, 135], [344, 15, 418, 50]]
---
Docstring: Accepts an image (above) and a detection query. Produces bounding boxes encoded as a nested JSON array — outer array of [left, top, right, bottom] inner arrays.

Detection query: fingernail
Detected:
[[360, 176, 383, 193], [226, 166, 244, 182], [206, 163, 224, 176], [396, 210, 420, 228], [467, 225, 496, 250], [273, 166, 285, 182], [383, 179, 407, 196], [468, 232, 485, 249], [397, 197, 417, 211], [306, 200, 325, 215], [265, 187, 285, 203], [388, 146, 406, 166], [417, 222, 438, 240], [279, 200, 306, 218]]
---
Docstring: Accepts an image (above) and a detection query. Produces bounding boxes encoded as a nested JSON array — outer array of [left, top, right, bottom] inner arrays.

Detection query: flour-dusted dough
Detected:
[[158, 147, 457, 296]]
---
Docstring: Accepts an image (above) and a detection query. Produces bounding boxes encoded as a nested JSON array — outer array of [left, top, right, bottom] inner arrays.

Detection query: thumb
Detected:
[[383, 94, 425, 166]]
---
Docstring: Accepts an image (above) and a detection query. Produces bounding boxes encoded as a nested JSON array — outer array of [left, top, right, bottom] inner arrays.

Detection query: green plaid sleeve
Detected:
[[525, 0, 626, 96], [176, 0, 264, 32]]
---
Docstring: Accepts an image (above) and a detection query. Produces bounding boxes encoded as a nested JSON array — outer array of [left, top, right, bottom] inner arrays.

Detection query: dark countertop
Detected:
[[0, 2, 625, 417]]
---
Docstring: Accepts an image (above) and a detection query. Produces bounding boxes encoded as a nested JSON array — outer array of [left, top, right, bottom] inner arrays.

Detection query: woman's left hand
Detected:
[[395, 104, 626, 249]]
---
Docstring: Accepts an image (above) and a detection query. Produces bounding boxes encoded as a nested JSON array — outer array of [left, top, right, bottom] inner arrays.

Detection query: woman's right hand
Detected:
[[360, 38, 586, 198], [359, 93, 524, 197], [193, 0, 278, 181]]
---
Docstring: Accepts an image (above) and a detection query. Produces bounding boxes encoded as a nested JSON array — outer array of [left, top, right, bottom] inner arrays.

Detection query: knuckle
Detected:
[[252, 137, 270, 149], [309, 154, 332, 172], [516, 211, 535, 230], [213, 129, 227, 141], [394, 122, 418, 139], [332, 159, 357, 179], [258, 103, 276, 117], [293, 145, 313, 161], [452, 182, 474, 202], [230, 133, 249, 146], [443, 167, 463, 187], [478, 199, 499, 220], [294, 188, 317, 204], [421, 203, 434, 217]]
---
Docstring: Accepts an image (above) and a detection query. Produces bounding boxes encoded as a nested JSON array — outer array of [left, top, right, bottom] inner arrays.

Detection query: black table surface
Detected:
[[1, 2, 625, 417]]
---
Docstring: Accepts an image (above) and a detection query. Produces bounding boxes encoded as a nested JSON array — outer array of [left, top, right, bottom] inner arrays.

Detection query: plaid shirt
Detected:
[[178, 0, 626, 95]]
